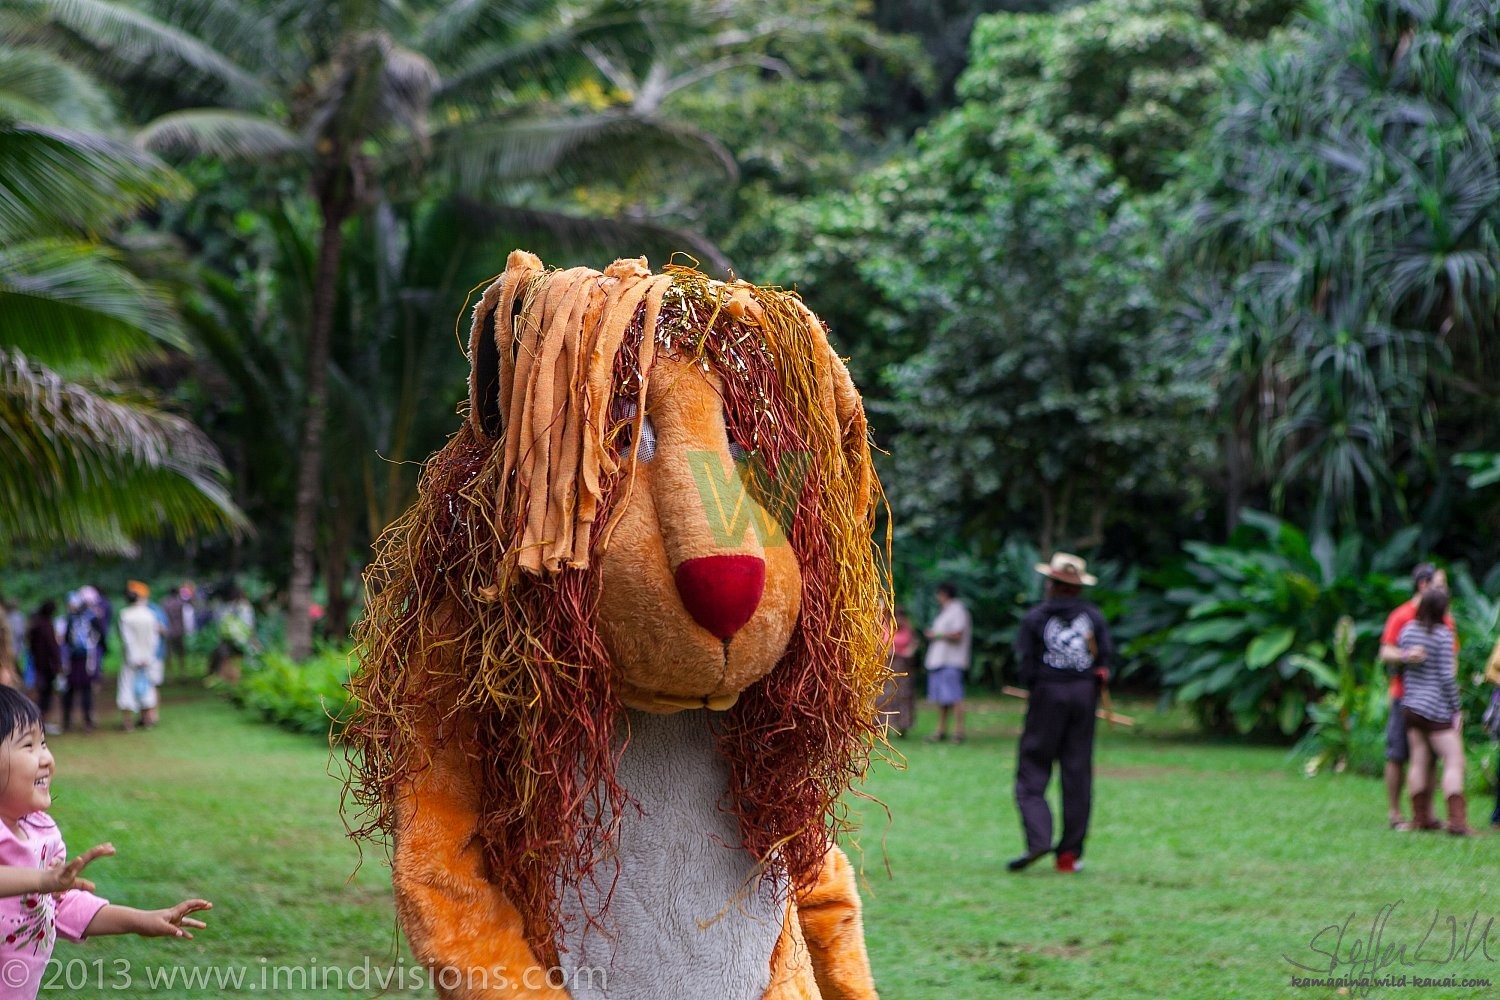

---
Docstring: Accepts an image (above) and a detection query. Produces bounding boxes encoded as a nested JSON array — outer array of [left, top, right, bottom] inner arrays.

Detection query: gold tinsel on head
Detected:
[[346, 251, 890, 954]]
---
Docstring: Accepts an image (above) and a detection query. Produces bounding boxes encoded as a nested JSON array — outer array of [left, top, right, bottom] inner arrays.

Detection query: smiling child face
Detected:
[[0, 723, 53, 827]]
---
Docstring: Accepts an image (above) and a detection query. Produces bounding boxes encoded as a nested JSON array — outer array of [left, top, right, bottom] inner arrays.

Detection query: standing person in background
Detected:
[[6, 599, 26, 689], [24, 603, 61, 732], [1395, 586, 1471, 835], [77, 586, 109, 685], [160, 588, 187, 680], [0, 598, 19, 689], [1377, 563, 1454, 829], [117, 583, 164, 731], [1484, 639, 1500, 830], [879, 607, 919, 737], [61, 596, 99, 733], [161, 585, 198, 680], [923, 583, 972, 743], [1009, 553, 1115, 874], [210, 586, 256, 683]]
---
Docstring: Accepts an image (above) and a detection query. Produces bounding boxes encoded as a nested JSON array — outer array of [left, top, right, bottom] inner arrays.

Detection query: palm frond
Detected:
[[0, 122, 184, 240], [452, 197, 731, 275], [417, 110, 733, 193], [0, 238, 185, 372], [0, 349, 247, 555], [0, 42, 115, 127], [135, 108, 304, 160], [21, 0, 267, 104]]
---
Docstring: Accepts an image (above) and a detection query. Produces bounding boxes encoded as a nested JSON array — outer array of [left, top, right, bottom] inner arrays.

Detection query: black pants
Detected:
[[36, 668, 57, 718], [62, 679, 93, 729], [1015, 681, 1097, 858]]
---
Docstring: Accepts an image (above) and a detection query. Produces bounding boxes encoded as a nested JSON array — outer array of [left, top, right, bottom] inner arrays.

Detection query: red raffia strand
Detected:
[[343, 259, 891, 961]]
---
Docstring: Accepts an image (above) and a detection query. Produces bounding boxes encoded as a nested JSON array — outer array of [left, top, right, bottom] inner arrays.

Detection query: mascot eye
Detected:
[[725, 411, 751, 463], [611, 400, 657, 462]]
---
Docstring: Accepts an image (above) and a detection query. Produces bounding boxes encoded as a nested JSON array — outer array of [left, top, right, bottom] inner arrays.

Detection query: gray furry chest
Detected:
[[555, 709, 786, 1000]]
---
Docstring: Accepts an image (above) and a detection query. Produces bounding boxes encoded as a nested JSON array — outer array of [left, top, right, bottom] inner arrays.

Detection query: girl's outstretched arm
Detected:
[[84, 899, 211, 938], [0, 842, 114, 897]]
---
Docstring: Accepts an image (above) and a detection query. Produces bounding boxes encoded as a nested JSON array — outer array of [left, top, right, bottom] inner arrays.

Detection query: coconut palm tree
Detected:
[[14, 0, 748, 655], [0, 40, 245, 555]]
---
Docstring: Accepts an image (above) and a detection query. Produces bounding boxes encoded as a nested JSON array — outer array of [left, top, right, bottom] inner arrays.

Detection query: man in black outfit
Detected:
[[1007, 552, 1115, 874]]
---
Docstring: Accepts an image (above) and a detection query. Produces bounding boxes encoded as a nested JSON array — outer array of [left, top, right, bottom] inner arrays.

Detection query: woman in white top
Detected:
[[117, 582, 164, 731], [1395, 587, 1471, 835]]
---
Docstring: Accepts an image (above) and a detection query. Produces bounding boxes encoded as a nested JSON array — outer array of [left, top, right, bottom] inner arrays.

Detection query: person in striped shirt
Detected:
[[1394, 587, 1472, 835]]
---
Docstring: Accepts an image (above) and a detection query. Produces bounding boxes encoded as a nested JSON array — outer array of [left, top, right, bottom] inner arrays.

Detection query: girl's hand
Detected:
[[140, 899, 212, 938], [1403, 647, 1427, 664], [42, 842, 115, 894]]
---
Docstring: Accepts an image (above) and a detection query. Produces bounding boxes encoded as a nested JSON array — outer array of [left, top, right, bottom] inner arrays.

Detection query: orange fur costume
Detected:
[[348, 252, 888, 998]]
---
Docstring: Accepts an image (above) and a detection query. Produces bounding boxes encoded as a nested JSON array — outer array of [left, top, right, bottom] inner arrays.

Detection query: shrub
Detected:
[[1135, 511, 1415, 735], [228, 646, 353, 738]]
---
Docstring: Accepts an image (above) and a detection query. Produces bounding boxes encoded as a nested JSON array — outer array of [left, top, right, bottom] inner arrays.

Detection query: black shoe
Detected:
[[1007, 850, 1048, 872]]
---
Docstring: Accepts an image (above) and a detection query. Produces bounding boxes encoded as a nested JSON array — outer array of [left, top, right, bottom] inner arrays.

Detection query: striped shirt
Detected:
[[1397, 620, 1460, 725]]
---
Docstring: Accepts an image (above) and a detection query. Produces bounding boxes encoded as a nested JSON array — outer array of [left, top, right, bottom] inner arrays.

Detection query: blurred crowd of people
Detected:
[[0, 581, 258, 735]]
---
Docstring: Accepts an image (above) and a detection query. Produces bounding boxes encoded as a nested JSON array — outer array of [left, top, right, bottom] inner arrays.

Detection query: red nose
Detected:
[[674, 555, 765, 640]]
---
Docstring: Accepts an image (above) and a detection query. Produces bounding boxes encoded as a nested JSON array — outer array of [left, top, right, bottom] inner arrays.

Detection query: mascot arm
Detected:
[[392, 720, 569, 999], [794, 846, 879, 1000]]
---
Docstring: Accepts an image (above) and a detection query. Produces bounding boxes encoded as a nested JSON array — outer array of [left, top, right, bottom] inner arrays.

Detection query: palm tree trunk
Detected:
[[287, 198, 349, 660]]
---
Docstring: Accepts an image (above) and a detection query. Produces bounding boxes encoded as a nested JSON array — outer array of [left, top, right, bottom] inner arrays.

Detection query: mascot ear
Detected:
[[468, 250, 544, 439]]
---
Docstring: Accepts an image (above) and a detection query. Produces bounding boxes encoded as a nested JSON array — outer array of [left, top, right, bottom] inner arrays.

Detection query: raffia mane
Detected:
[[345, 253, 889, 955]]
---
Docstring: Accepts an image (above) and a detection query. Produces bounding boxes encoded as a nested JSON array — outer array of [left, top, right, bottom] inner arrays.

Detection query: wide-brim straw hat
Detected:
[[1034, 552, 1098, 587]]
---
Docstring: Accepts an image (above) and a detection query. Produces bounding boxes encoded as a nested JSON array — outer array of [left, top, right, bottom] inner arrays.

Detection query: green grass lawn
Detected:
[[44, 690, 1500, 998]]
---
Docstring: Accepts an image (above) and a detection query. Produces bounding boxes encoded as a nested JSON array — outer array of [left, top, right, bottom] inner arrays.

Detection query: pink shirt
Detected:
[[0, 814, 109, 997]]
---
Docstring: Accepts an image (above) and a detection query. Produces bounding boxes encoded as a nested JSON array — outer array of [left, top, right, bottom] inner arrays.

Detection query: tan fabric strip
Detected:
[[519, 267, 596, 573], [596, 274, 672, 554]]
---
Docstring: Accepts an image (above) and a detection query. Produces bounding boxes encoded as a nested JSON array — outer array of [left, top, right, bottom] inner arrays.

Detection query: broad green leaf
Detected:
[[1246, 626, 1295, 669], [1278, 690, 1307, 735]]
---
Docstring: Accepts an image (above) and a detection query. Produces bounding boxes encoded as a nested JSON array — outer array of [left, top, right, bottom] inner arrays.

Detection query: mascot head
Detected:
[[348, 251, 888, 951]]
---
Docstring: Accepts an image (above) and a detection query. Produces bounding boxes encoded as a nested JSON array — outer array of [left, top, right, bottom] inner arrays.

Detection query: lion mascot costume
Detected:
[[347, 251, 888, 999]]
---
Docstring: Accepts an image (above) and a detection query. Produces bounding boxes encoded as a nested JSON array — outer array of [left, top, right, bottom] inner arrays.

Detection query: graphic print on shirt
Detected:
[[1042, 614, 1095, 673], [4, 840, 59, 954]]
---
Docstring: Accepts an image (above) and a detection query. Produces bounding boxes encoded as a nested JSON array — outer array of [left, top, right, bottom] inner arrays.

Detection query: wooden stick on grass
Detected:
[[1001, 686, 1136, 727]]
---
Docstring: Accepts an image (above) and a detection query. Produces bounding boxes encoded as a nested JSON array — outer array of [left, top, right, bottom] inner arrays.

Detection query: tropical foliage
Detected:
[[9, 0, 1500, 753], [1183, 0, 1500, 530], [1136, 511, 1415, 735], [0, 39, 243, 556], [228, 646, 354, 737]]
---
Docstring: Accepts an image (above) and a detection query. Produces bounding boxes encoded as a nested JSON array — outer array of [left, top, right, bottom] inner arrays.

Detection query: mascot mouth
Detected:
[[619, 644, 742, 712]]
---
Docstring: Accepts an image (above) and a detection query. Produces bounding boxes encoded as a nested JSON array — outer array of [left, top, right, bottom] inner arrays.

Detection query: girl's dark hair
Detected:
[[34, 600, 55, 620], [0, 686, 42, 745], [1417, 586, 1450, 629]]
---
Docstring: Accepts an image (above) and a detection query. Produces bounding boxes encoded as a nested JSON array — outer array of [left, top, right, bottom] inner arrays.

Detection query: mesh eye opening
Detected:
[[610, 400, 656, 462]]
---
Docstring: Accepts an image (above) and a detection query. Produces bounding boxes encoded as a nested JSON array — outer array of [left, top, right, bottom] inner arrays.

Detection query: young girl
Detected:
[[0, 686, 211, 997]]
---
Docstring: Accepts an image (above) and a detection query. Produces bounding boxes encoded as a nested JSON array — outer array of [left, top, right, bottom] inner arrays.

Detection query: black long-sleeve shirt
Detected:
[[1016, 596, 1115, 687]]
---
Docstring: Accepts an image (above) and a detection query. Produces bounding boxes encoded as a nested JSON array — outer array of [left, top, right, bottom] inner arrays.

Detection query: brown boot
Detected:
[[1446, 794, 1476, 837], [1400, 789, 1443, 831]]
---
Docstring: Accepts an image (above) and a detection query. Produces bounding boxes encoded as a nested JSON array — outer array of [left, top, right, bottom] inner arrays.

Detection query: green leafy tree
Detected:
[[1183, 0, 1500, 532], [873, 122, 1213, 557]]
